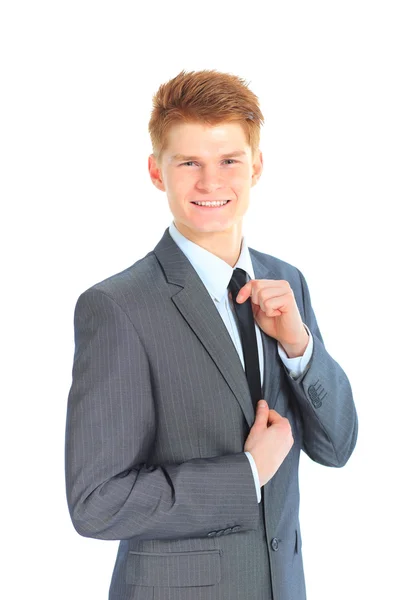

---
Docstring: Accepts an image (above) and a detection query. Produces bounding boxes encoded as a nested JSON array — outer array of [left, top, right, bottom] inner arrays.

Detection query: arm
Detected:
[[65, 289, 260, 541], [281, 268, 358, 467]]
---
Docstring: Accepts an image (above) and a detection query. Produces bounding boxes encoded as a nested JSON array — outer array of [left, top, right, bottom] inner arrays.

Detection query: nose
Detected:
[[195, 166, 223, 193]]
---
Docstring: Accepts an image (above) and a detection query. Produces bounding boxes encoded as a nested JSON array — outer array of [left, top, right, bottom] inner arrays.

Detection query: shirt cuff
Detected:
[[244, 451, 262, 503], [277, 323, 313, 379]]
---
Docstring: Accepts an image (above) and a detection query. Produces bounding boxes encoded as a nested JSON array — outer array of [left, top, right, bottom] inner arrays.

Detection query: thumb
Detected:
[[256, 400, 269, 419]]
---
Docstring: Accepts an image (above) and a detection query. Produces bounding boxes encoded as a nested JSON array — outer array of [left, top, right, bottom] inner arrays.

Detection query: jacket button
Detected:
[[215, 530, 224, 537], [271, 538, 279, 551], [207, 531, 217, 537], [224, 528, 232, 535], [231, 526, 241, 533]]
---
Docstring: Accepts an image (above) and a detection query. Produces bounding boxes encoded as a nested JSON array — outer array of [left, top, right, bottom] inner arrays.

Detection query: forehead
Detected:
[[165, 122, 250, 163]]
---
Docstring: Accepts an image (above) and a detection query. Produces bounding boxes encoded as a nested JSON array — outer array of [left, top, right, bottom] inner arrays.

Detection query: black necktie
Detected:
[[228, 268, 262, 408]]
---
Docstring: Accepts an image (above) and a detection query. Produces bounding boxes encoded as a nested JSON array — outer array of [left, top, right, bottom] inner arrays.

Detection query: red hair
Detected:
[[148, 69, 264, 164]]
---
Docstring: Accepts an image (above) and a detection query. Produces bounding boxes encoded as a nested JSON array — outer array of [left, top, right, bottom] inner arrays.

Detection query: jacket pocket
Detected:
[[125, 549, 222, 587]]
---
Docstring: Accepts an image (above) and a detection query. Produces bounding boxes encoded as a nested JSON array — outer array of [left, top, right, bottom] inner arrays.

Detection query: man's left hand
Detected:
[[235, 279, 309, 358]]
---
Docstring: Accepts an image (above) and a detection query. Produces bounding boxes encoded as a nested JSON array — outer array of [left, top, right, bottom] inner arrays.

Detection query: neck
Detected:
[[174, 221, 243, 267]]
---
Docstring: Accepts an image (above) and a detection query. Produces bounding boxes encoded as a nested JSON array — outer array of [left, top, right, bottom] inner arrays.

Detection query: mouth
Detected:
[[190, 200, 232, 209]]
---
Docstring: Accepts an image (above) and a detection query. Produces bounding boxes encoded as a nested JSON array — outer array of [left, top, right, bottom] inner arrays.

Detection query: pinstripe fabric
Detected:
[[168, 220, 313, 505], [65, 227, 358, 600]]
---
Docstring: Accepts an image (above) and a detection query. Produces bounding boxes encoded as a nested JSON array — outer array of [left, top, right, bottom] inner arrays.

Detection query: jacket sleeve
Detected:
[[65, 288, 260, 541], [282, 268, 358, 468]]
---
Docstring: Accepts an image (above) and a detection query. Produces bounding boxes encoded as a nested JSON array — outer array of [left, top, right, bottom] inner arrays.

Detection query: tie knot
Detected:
[[228, 268, 248, 298]]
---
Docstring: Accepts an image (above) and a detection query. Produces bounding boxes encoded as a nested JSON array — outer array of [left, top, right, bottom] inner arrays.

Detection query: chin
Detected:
[[190, 220, 233, 234]]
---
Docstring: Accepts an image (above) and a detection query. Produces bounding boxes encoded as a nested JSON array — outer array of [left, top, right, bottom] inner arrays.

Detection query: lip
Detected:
[[191, 200, 232, 209]]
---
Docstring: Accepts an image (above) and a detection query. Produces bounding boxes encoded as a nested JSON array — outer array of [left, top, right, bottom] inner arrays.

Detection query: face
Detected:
[[148, 121, 263, 241]]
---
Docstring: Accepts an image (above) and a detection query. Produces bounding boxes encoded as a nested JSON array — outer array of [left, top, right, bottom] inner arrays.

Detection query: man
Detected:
[[65, 69, 358, 600]]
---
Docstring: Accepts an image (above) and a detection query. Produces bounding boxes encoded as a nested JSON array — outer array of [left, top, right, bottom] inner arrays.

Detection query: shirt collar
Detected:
[[168, 220, 255, 303]]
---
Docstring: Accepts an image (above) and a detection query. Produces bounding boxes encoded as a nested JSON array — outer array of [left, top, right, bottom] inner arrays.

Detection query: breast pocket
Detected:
[[125, 549, 222, 587]]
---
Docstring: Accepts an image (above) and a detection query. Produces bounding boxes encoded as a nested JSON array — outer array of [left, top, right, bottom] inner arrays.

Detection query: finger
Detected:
[[239, 281, 289, 306], [257, 400, 269, 415], [258, 290, 295, 316], [257, 400, 269, 409], [253, 286, 290, 311], [266, 409, 284, 426], [236, 280, 253, 303]]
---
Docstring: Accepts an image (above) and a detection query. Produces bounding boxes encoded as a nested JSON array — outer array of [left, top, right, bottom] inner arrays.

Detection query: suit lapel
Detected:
[[153, 228, 282, 428]]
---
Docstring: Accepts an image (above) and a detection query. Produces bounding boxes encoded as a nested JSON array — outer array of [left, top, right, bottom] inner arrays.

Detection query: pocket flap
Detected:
[[126, 549, 222, 587]]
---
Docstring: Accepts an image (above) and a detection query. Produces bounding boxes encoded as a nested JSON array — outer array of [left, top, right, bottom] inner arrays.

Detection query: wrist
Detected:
[[281, 327, 309, 358]]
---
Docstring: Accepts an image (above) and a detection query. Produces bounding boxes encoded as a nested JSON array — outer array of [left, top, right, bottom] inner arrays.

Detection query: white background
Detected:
[[1, 1, 399, 598]]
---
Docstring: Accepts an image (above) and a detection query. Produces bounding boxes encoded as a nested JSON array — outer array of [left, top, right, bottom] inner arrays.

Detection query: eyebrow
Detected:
[[169, 150, 247, 163]]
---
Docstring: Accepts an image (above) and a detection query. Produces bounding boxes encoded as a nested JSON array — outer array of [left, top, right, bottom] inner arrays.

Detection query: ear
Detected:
[[148, 154, 166, 192], [251, 149, 263, 187]]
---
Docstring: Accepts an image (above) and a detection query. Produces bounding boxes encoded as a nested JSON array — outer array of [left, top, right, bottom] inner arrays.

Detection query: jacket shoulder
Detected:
[[249, 247, 302, 281], [76, 251, 161, 308]]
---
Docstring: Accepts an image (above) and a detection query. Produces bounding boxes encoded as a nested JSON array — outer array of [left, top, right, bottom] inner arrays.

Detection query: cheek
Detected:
[[168, 172, 191, 196], [229, 167, 251, 187], [230, 176, 250, 197]]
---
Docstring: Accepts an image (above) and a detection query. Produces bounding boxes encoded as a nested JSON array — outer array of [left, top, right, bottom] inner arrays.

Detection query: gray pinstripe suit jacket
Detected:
[[65, 226, 358, 600]]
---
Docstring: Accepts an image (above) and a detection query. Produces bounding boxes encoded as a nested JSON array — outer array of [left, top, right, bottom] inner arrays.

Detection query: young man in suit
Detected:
[[65, 69, 358, 600]]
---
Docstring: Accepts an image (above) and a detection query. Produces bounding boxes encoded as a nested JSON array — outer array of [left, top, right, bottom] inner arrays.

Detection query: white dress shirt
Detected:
[[168, 221, 313, 503]]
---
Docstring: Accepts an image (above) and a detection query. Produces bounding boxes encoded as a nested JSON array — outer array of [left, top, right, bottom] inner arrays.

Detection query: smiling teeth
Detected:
[[194, 200, 228, 207]]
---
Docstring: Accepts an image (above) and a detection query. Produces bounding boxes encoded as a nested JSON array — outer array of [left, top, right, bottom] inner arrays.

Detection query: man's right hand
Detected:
[[244, 400, 294, 487]]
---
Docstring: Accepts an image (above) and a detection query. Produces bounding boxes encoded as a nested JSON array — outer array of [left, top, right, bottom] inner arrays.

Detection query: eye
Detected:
[[180, 159, 238, 167]]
